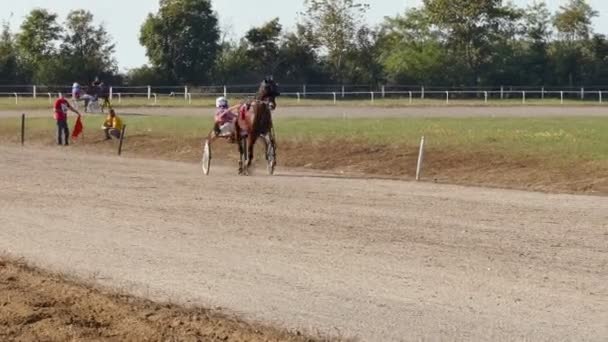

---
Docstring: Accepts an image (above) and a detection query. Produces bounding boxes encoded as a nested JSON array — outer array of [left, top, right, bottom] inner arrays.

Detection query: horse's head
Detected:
[[257, 76, 280, 110]]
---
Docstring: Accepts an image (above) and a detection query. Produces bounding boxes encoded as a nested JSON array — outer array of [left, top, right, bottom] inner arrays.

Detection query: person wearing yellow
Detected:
[[102, 109, 123, 140]]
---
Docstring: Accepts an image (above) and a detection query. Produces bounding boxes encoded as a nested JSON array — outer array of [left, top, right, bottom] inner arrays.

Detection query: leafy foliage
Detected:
[[140, 0, 220, 84]]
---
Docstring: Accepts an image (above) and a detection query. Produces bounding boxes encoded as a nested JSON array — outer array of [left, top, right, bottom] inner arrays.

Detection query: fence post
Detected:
[[560, 91, 564, 105], [153, 93, 157, 104], [541, 86, 545, 100], [416, 136, 425, 181], [303, 84, 307, 98], [109, 87, 113, 101], [581, 87, 584, 100], [333, 92, 337, 105], [21, 113, 25, 146], [500, 86, 504, 100], [421, 86, 425, 100], [484, 91, 488, 104], [223, 85, 227, 98], [370, 92, 375, 104], [14, 93, 18, 105], [147, 85, 151, 100], [47, 93, 52, 104], [341, 85, 345, 98], [184, 86, 188, 101], [522, 91, 526, 104], [118, 93, 122, 104], [296, 92, 301, 103], [409, 91, 413, 104], [33, 86, 37, 99], [599, 91, 603, 104], [188, 93, 192, 104], [117, 125, 127, 156], [445, 91, 449, 104], [381, 85, 386, 98]]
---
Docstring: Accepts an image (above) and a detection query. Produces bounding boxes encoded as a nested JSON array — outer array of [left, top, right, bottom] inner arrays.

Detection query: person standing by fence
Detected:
[[54, 93, 81, 146]]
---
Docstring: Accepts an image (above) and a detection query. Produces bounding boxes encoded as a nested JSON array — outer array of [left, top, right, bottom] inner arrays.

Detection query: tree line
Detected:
[[0, 0, 606, 87]]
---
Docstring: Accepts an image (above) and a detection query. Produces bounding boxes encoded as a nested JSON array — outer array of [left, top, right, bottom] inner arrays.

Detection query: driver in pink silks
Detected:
[[210, 97, 239, 143]]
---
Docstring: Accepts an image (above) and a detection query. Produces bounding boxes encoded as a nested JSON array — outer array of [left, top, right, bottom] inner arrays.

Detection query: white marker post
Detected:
[[416, 136, 425, 181], [333, 92, 337, 105]]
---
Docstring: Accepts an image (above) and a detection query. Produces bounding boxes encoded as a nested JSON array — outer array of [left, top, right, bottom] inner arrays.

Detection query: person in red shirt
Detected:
[[54, 93, 81, 146]]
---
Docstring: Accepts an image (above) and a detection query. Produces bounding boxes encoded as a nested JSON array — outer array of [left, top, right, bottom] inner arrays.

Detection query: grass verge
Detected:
[[1, 115, 606, 194], [0, 256, 327, 341]]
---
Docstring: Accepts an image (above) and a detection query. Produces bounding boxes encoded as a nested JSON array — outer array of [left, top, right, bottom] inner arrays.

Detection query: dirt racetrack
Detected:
[[1, 104, 608, 118], [1, 145, 607, 341]]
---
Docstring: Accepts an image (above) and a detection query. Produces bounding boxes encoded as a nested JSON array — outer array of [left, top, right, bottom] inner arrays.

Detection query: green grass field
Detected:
[[1, 95, 607, 110], [2, 115, 607, 161]]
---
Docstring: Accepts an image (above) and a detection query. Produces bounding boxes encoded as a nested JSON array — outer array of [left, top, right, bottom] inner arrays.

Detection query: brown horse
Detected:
[[236, 78, 280, 174]]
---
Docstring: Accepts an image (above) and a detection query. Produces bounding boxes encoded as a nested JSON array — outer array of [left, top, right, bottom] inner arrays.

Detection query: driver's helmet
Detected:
[[216, 96, 228, 109], [72, 82, 80, 89]]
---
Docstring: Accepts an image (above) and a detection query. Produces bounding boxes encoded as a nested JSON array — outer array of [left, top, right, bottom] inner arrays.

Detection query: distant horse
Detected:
[[236, 77, 280, 174]]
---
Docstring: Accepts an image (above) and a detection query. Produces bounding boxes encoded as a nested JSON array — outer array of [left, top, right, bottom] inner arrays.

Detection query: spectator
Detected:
[[54, 93, 81, 146], [102, 109, 123, 140]]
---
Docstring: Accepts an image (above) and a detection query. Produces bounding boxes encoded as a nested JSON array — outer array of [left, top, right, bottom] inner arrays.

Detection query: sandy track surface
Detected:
[[0, 146, 607, 341], [1, 105, 608, 118]]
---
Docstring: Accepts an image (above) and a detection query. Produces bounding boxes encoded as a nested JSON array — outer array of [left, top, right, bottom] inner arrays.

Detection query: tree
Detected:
[[125, 65, 168, 85], [551, 0, 599, 86], [553, 0, 598, 41], [378, 8, 449, 85], [423, 0, 522, 85], [277, 24, 327, 84], [0, 22, 22, 83], [343, 26, 383, 84], [140, 0, 220, 84], [16, 9, 62, 80], [61, 10, 117, 83], [301, 0, 369, 83], [214, 41, 254, 84], [244, 18, 283, 77], [520, 1, 552, 85]]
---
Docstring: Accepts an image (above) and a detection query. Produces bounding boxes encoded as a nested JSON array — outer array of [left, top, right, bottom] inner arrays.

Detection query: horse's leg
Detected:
[[235, 122, 244, 175], [247, 134, 257, 169]]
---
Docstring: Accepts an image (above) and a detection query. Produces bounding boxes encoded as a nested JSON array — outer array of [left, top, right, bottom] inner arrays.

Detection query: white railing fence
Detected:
[[0, 84, 606, 105]]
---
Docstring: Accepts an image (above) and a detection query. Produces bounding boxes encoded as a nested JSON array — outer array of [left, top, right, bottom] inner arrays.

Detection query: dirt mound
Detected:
[[0, 257, 323, 342]]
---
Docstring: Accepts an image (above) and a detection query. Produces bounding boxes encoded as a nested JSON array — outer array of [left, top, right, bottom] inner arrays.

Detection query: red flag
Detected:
[[72, 116, 83, 139]]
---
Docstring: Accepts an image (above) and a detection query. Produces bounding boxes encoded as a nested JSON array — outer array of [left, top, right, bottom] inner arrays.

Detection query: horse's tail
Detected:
[[252, 101, 272, 136]]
